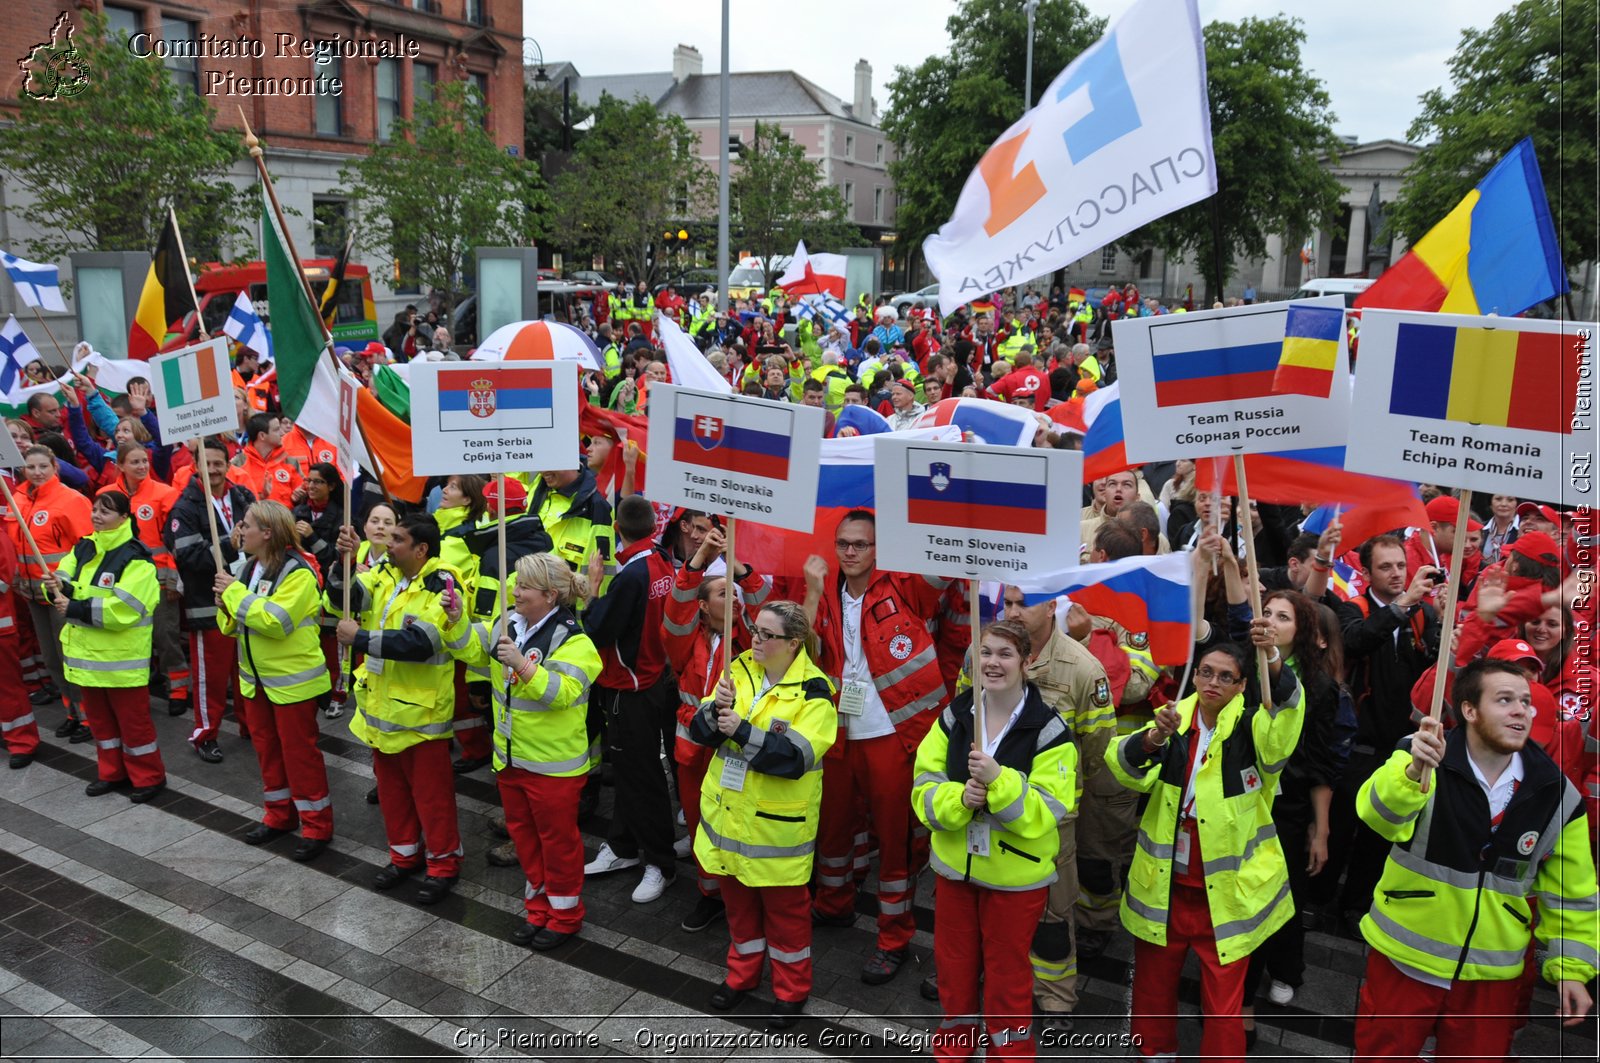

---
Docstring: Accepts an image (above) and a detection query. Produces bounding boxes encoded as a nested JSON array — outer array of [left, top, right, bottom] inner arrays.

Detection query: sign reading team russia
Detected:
[[407, 360, 579, 476], [923, 0, 1215, 315], [645, 385, 824, 533]]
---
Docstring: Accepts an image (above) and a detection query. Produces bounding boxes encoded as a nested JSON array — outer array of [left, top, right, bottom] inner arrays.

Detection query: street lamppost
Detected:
[[716, 0, 732, 313], [1023, 0, 1039, 109]]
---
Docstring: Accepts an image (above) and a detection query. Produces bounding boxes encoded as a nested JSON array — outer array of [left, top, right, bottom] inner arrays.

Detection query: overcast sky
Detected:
[[522, 0, 1505, 143]]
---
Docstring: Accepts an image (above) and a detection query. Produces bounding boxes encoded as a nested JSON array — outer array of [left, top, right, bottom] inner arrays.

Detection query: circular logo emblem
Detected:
[[1517, 830, 1539, 856], [137, 504, 154, 522], [888, 634, 913, 661], [170, 518, 181, 533], [31, 510, 47, 527], [1559, 692, 1589, 722], [527, 648, 543, 667], [275, 469, 290, 483]]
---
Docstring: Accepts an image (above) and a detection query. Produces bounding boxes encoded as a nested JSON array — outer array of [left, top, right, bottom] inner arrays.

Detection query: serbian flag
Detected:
[[1355, 138, 1567, 318], [128, 208, 197, 359], [672, 394, 793, 480], [1196, 446, 1429, 547], [1022, 552, 1193, 665], [436, 366, 554, 433], [1274, 304, 1343, 398], [904, 446, 1049, 534], [776, 240, 848, 300], [913, 397, 1035, 446], [1081, 382, 1133, 480]]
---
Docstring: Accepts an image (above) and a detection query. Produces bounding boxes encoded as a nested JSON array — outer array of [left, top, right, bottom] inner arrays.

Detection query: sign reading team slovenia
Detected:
[[872, 437, 1082, 581], [1346, 309, 1598, 503], [407, 359, 580, 476], [644, 384, 824, 533], [147, 337, 237, 439], [1113, 296, 1352, 461]]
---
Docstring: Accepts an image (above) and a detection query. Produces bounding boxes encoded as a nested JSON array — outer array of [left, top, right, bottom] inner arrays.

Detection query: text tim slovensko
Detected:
[[681, 471, 775, 515], [1401, 429, 1546, 479]]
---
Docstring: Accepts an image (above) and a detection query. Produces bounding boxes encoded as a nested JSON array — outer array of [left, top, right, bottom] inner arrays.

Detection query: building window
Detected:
[[413, 61, 436, 115], [160, 18, 198, 96], [465, 0, 487, 23], [842, 182, 854, 213], [873, 187, 883, 223], [469, 71, 489, 126], [844, 134, 854, 159], [313, 199, 348, 259], [376, 59, 401, 141], [103, 5, 140, 39], [315, 57, 342, 135], [875, 142, 884, 164], [1099, 247, 1118, 274]]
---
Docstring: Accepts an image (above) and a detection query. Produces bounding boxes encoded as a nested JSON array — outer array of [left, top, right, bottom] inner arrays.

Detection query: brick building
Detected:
[[1, 0, 524, 346]]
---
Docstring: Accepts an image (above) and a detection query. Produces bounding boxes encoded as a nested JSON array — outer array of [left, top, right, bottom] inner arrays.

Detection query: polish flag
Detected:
[[777, 240, 848, 300]]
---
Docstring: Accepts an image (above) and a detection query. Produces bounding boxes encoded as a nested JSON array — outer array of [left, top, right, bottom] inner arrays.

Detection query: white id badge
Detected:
[[720, 755, 748, 792], [1174, 829, 1191, 875], [966, 815, 991, 857], [839, 682, 868, 717]]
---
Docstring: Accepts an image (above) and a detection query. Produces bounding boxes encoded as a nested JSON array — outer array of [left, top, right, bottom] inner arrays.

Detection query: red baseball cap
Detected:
[[1425, 496, 1462, 524], [483, 476, 528, 515], [1487, 638, 1541, 667], [1506, 530, 1562, 567], [1516, 501, 1563, 524]]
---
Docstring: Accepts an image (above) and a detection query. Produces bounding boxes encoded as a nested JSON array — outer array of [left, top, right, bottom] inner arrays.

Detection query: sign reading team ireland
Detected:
[[147, 337, 237, 440], [407, 359, 580, 476], [923, 0, 1215, 316]]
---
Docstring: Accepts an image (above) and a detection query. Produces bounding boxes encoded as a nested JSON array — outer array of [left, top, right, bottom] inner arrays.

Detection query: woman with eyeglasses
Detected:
[[912, 619, 1078, 1060], [688, 600, 837, 1027], [293, 463, 346, 716], [1108, 618, 1305, 1062]]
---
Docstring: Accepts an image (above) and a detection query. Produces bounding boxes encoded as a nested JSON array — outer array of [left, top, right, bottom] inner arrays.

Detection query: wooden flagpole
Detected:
[[0, 477, 51, 582], [722, 518, 738, 675], [165, 203, 206, 338], [1419, 488, 1471, 793], [1232, 455, 1273, 712], [969, 579, 985, 753], [23, 305, 74, 378], [191, 439, 228, 571]]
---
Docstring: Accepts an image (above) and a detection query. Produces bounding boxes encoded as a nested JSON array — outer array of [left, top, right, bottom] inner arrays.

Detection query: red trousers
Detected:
[[0, 637, 39, 756], [373, 739, 462, 878], [815, 734, 919, 951], [933, 876, 1049, 1061], [451, 662, 491, 760], [319, 630, 347, 699], [82, 686, 165, 788], [188, 628, 239, 745], [240, 692, 333, 840], [1130, 880, 1248, 1061], [1354, 949, 1522, 1063], [14, 591, 44, 689], [499, 768, 586, 933], [676, 744, 719, 897], [721, 877, 813, 1003]]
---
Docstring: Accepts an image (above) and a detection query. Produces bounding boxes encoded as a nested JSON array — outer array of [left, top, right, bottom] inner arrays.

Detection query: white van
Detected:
[[1289, 277, 1374, 307]]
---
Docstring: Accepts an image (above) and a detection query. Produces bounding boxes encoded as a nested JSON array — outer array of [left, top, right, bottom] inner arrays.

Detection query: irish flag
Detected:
[[160, 343, 223, 408]]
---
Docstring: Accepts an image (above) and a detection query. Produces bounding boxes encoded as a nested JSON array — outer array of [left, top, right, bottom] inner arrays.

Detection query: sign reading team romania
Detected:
[[1346, 309, 1598, 502], [644, 384, 824, 533], [1113, 296, 1352, 461], [407, 359, 580, 476], [871, 437, 1082, 581], [147, 337, 237, 439]]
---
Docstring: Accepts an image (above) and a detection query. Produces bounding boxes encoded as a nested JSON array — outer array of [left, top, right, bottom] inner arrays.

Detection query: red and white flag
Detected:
[[777, 240, 848, 300]]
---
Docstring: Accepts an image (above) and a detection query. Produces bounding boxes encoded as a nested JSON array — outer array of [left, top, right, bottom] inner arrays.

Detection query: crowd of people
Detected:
[[0, 277, 1594, 1062]]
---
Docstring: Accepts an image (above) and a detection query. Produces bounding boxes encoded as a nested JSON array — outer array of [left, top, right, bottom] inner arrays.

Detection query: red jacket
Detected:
[[990, 366, 1049, 412], [99, 475, 179, 583], [661, 563, 769, 756], [1405, 533, 1480, 606], [0, 531, 19, 640]]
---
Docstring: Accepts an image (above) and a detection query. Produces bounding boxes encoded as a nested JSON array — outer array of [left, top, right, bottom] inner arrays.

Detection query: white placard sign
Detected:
[[407, 359, 580, 476], [1113, 297, 1351, 461], [335, 368, 360, 485], [0, 419, 24, 468], [147, 337, 237, 439], [872, 437, 1082, 581], [644, 384, 824, 533], [1347, 309, 1598, 504]]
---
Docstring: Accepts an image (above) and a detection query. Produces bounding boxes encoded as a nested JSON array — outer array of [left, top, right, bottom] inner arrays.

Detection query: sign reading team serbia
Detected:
[[406, 359, 580, 477]]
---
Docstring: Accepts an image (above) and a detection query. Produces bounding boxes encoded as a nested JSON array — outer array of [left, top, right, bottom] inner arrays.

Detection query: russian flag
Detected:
[[905, 446, 1049, 534], [437, 366, 554, 433], [1021, 552, 1193, 665], [672, 393, 793, 480], [1152, 339, 1280, 406], [1081, 382, 1133, 480], [913, 397, 1036, 447]]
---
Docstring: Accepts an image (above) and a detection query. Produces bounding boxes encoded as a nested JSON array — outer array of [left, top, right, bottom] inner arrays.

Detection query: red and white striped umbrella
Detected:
[[473, 320, 601, 370]]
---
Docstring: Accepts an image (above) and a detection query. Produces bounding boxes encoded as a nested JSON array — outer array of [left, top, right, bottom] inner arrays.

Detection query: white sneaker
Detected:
[[631, 864, 669, 903], [673, 834, 693, 860], [1268, 979, 1295, 1005], [676, 808, 686, 828], [584, 843, 640, 876]]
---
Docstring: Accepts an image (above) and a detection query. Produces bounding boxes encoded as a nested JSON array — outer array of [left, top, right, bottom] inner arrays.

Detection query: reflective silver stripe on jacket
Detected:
[[356, 705, 452, 736]]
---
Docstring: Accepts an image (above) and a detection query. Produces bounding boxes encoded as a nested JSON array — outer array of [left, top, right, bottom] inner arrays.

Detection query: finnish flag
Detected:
[[223, 290, 273, 360], [0, 315, 42, 393], [0, 250, 67, 313]]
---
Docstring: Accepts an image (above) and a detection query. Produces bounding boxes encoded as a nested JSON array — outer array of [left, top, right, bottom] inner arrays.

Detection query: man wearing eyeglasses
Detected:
[[800, 508, 963, 986]]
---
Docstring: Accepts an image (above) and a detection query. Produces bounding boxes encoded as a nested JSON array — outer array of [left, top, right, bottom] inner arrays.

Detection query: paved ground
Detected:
[[1, 698, 1594, 1061]]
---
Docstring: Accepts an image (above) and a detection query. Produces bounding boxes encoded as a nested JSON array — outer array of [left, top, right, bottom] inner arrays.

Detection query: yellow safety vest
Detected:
[[56, 520, 159, 689], [220, 554, 331, 704]]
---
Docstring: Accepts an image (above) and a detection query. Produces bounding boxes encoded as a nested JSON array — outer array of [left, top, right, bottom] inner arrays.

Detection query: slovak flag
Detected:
[[904, 446, 1050, 534], [777, 240, 848, 301], [672, 393, 793, 480]]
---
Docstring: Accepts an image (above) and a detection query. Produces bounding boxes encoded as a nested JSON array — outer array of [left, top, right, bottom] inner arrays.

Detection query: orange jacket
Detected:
[[13, 476, 93, 597], [99, 476, 179, 581], [228, 443, 303, 508]]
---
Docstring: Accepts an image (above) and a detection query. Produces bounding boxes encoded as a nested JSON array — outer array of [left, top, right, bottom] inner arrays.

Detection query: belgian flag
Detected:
[[319, 231, 353, 329], [128, 208, 198, 359]]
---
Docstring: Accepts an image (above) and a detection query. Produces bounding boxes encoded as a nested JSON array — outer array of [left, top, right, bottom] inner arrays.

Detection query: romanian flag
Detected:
[[128, 209, 197, 359], [1389, 322, 1578, 434], [1274, 304, 1342, 398], [1355, 138, 1567, 317], [904, 446, 1050, 535]]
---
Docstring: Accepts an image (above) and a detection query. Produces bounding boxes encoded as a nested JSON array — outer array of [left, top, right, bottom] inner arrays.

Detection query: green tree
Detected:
[[1121, 17, 1345, 302], [1388, 0, 1596, 270], [525, 78, 591, 159], [882, 0, 1107, 257], [731, 122, 859, 288], [339, 80, 547, 317], [0, 11, 248, 264], [548, 94, 712, 285]]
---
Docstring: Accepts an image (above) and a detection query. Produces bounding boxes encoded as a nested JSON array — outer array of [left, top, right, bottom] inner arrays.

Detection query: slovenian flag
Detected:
[[672, 393, 793, 480], [0, 250, 66, 313], [436, 366, 554, 433], [1389, 321, 1578, 434], [904, 446, 1050, 534], [1274, 303, 1343, 398], [1022, 552, 1193, 665]]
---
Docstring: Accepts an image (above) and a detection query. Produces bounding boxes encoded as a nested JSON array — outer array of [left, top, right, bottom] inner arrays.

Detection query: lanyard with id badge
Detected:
[[719, 675, 774, 792], [966, 688, 991, 858], [366, 576, 411, 676]]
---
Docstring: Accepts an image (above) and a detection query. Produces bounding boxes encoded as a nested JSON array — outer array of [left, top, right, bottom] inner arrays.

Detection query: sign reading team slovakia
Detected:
[[1114, 296, 1352, 461], [408, 359, 579, 476], [645, 384, 824, 532], [872, 437, 1082, 581], [1346, 309, 1598, 503], [924, 0, 1214, 316], [147, 337, 237, 439]]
